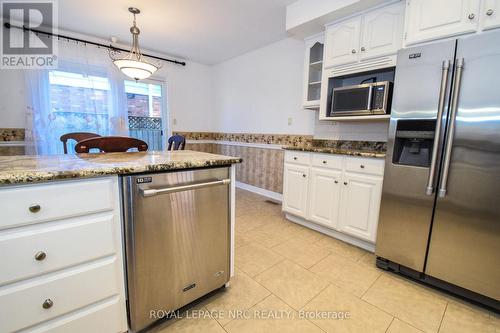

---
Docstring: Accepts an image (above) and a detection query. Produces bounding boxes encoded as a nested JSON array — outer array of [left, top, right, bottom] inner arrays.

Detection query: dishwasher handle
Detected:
[[141, 178, 231, 197]]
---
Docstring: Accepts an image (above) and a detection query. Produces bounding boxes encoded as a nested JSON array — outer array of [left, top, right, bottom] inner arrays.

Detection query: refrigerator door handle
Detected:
[[366, 85, 373, 111], [438, 58, 464, 198], [426, 60, 451, 195]]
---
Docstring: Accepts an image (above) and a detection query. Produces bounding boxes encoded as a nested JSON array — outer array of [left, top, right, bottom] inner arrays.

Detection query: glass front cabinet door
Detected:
[[303, 34, 324, 109]]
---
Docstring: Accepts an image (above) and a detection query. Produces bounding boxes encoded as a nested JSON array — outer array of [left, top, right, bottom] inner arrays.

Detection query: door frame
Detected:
[[127, 76, 169, 150]]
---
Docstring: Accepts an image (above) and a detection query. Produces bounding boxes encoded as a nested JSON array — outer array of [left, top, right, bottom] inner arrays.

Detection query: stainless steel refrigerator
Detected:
[[376, 30, 500, 311]]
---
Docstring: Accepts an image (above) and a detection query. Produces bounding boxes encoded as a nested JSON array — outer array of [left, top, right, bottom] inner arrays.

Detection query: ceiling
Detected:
[[54, 0, 297, 65]]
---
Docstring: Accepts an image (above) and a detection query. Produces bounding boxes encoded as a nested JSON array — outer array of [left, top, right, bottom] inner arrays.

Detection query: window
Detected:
[[44, 70, 166, 154], [125, 80, 165, 151], [47, 70, 112, 154]]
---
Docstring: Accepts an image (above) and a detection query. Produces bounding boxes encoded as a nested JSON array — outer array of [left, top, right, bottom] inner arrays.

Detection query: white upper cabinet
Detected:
[[324, 17, 361, 68], [324, 1, 405, 70], [481, 0, 500, 30], [303, 34, 324, 109], [404, 0, 480, 45], [360, 2, 405, 60]]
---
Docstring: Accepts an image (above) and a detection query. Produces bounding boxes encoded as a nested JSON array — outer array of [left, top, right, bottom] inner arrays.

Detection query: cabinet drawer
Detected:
[[0, 258, 119, 333], [27, 296, 126, 333], [311, 154, 343, 170], [345, 157, 384, 176], [285, 151, 311, 165], [0, 178, 115, 230], [0, 214, 116, 286]]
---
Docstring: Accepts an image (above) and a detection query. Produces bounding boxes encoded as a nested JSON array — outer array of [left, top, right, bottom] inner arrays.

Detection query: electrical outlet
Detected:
[[172, 118, 177, 126], [288, 117, 293, 126]]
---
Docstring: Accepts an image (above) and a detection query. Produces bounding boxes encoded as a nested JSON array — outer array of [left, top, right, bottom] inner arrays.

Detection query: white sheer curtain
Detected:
[[24, 39, 129, 155]]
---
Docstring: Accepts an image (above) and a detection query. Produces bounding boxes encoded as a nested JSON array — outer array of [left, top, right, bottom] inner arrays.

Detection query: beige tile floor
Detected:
[[154, 189, 500, 333]]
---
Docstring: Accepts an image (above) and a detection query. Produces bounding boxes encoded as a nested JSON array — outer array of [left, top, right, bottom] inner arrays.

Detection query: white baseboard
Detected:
[[235, 181, 282, 202], [285, 213, 375, 253]]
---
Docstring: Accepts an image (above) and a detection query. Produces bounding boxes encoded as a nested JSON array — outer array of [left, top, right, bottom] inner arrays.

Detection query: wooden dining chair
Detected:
[[60, 132, 101, 154], [74, 136, 148, 153], [167, 134, 186, 151]]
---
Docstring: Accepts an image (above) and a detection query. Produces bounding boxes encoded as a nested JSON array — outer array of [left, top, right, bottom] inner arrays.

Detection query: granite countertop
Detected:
[[284, 145, 386, 159], [0, 150, 242, 185]]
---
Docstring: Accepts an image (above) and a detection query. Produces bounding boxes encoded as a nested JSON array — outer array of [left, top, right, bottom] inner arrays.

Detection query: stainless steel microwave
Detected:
[[329, 81, 392, 117]]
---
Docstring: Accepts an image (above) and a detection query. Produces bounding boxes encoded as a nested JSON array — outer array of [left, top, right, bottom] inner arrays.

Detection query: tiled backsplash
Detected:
[[175, 131, 314, 147], [0, 128, 25, 156], [0, 128, 25, 142]]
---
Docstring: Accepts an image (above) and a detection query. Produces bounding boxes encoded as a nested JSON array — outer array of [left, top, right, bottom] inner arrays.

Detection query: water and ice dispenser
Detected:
[[392, 120, 436, 167]]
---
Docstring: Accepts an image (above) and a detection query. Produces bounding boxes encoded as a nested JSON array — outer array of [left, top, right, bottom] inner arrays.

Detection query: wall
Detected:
[[212, 38, 315, 135], [164, 60, 215, 133], [0, 70, 26, 128]]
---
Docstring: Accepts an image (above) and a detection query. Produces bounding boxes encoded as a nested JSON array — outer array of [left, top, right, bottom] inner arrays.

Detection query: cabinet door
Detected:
[[324, 17, 361, 68], [405, 0, 480, 45], [360, 2, 404, 60], [303, 35, 324, 108], [481, 0, 500, 30], [308, 168, 342, 229], [338, 173, 383, 242], [282, 164, 310, 218]]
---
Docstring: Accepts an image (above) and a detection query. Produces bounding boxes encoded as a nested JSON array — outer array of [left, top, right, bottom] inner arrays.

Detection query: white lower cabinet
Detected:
[[0, 177, 127, 333], [338, 172, 383, 242], [283, 151, 384, 246], [283, 164, 310, 218], [308, 168, 342, 229]]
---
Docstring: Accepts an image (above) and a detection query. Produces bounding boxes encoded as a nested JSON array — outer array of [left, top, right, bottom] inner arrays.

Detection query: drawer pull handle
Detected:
[[344, 182, 348, 186], [334, 180, 339, 184], [293, 157, 298, 160], [322, 160, 327, 164], [35, 251, 47, 261], [29, 204, 41, 213], [42, 299, 53, 309], [302, 174, 307, 178], [360, 165, 365, 169]]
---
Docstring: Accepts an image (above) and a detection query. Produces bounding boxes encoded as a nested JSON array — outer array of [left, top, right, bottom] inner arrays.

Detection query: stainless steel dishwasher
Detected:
[[122, 167, 231, 332]]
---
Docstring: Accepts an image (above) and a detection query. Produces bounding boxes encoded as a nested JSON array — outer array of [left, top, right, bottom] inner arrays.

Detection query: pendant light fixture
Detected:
[[110, 7, 160, 81]]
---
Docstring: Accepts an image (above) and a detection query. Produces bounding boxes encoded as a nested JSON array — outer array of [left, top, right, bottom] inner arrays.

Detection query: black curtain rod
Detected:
[[3, 22, 186, 66]]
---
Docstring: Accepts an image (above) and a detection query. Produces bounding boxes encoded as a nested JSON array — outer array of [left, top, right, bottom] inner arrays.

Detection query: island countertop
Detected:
[[0, 150, 242, 185]]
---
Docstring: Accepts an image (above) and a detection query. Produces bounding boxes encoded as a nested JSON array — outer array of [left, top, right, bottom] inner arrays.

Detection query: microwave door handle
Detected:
[[426, 60, 450, 195], [367, 85, 373, 111], [438, 58, 464, 198]]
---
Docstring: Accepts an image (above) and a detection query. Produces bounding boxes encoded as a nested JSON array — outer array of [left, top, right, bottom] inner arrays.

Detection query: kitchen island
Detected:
[[0, 150, 242, 184], [0, 150, 241, 333]]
